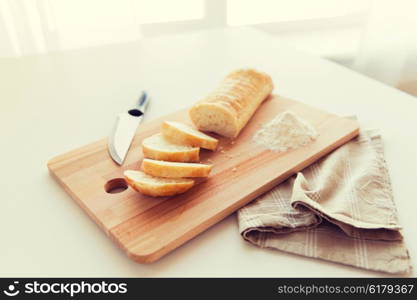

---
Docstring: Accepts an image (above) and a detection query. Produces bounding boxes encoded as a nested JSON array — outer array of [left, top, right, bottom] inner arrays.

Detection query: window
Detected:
[[226, 0, 371, 61], [227, 0, 371, 25], [1, 0, 371, 59]]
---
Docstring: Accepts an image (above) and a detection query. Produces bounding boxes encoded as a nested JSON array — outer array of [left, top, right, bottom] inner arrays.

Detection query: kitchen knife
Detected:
[[108, 91, 150, 165]]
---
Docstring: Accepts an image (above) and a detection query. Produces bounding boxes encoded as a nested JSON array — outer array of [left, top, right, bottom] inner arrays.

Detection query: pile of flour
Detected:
[[253, 111, 318, 152]]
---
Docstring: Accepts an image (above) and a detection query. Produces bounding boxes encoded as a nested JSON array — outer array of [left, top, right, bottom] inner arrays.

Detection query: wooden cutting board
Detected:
[[48, 95, 359, 263]]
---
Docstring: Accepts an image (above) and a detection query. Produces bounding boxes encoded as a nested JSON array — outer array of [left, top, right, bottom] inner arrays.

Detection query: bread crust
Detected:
[[161, 121, 218, 150], [142, 144, 200, 162], [141, 159, 212, 178], [124, 171, 194, 197], [189, 69, 273, 138], [141, 134, 200, 163]]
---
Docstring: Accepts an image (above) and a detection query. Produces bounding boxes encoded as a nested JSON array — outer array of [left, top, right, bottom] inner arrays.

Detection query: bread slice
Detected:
[[124, 170, 194, 197], [141, 159, 212, 178], [189, 69, 273, 138], [142, 133, 200, 162], [161, 121, 218, 151]]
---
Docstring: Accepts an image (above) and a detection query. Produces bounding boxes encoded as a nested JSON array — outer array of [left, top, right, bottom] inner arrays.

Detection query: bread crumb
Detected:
[[232, 167, 237, 172], [220, 150, 226, 154], [218, 146, 223, 151]]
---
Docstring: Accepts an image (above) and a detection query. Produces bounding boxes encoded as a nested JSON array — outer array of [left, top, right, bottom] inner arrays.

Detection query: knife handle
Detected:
[[137, 91, 150, 113]]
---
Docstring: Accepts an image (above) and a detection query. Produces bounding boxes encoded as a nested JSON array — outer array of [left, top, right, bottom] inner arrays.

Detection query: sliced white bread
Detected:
[[141, 158, 213, 178], [142, 133, 200, 162], [161, 121, 218, 151], [124, 170, 194, 197]]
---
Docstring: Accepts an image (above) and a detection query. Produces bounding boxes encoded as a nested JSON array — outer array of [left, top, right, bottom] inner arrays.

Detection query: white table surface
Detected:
[[1, 27, 416, 277]]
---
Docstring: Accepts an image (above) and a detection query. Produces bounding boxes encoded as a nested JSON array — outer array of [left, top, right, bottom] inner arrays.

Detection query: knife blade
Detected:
[[108, 91, 150, 165]]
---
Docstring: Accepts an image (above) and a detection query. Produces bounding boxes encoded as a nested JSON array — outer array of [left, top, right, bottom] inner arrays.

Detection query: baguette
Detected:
[[142, 133, 199, 162], [189, 69, 273, 138], [161, 121, 218, 150], [124, 170, 194, 197], [141, 158, 212, 178]]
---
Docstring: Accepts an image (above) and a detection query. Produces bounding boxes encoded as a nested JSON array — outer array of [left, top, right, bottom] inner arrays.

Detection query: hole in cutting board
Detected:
[[105, 178, 128, 194]]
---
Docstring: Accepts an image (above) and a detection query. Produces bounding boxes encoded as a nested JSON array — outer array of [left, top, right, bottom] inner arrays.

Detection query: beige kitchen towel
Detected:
[[238, 129, 412, 274]]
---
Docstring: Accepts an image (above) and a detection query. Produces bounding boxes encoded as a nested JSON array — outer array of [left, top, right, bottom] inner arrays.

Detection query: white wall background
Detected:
[[1, 0, 417, 91], [0, 0, 370, 57]]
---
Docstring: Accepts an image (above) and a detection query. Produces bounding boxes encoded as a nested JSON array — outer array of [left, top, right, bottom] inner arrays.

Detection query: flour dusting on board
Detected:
[[253, 111, 318, 152]]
